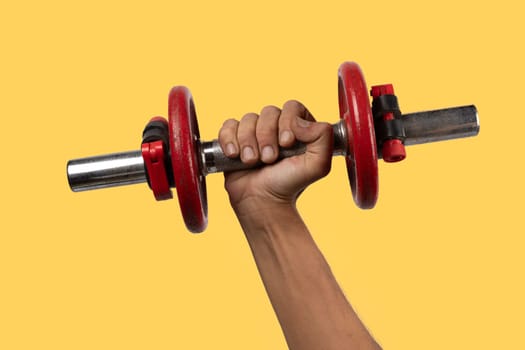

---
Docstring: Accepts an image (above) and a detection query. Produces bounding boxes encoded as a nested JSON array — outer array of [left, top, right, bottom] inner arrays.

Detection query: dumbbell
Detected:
[[67, 61, 479, 233]]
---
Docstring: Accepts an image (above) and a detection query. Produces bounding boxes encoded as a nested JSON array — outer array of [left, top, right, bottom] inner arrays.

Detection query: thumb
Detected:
[[290, 117, 333, 180]]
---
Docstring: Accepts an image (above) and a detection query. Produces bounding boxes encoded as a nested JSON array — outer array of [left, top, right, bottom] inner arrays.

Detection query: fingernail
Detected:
[[242, 146, 255, 161], [226, 143, 236, 156], [280, 130, 293, 144], [297, 117, 311, 128], [261, 146, 274, 161]]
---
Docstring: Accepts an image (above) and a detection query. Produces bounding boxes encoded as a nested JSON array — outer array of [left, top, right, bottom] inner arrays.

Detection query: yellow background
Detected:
[[1, 1, 523, 349]]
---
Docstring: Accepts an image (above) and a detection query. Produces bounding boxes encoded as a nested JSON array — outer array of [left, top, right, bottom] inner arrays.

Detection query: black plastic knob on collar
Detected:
[[374, 119, 406, 142], [141, 119, 175, 187], [142, 120, 171, 147], [371, 94, 406, 144]]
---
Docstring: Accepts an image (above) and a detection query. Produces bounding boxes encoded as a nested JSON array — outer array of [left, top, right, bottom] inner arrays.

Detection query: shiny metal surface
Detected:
[[403, 105, 479, 145], [67, 105, 479, 190], [67, 151, 146, 192]]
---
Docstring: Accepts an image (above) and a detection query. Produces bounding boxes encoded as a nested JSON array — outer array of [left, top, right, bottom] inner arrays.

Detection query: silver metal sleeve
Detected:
[[402, 105, 479, 145], [67, 150, 147, 192]]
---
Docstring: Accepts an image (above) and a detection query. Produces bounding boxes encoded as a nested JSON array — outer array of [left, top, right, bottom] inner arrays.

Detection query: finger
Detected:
[[290, 119, 333, 179], [218, 118, 240, 158], [237, 113, 259, 164], [278, 100, 316, 147], [291, 118, 332, 146], [256, 105, 281, 163]]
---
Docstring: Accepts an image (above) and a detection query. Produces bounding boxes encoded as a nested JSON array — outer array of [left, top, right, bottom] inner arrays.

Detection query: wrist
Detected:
[[231, 195, 295, 219], [232, 198, 303, 237]]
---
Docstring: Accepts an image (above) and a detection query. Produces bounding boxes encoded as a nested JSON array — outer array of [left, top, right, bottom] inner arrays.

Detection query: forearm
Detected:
[[236, 203, 381, 350]]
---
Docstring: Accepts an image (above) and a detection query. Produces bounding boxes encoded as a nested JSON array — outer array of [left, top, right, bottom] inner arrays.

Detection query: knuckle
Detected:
[[218, 127, 231, 140], [260, 105, 280, 116], [282, 99, 303, 111], [222, 118, 238, 127], [219, 119, 238, 140], [241, 112, 258, 123]]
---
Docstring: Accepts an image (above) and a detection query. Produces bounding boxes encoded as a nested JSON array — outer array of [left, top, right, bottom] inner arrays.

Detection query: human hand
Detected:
[[218, 100, 333, 216]]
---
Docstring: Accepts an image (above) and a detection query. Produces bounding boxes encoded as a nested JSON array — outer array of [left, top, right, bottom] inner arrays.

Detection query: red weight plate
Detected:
[[338, 62, 379, 209], [168, 86, 208, 233]]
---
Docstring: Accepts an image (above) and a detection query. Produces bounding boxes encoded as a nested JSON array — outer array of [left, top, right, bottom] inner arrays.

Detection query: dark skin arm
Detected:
[[219, 100, 381, 350]]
